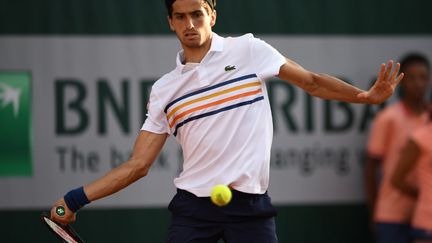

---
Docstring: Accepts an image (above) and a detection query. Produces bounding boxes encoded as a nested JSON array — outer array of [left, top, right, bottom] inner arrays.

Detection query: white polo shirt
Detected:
[[142, 33, 286, 197]]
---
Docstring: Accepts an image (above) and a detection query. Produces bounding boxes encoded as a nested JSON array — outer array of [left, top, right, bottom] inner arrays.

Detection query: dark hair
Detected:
[[397, 53, 430, 99], [165, 0, 216, 16], [400, 52, 430, 73]]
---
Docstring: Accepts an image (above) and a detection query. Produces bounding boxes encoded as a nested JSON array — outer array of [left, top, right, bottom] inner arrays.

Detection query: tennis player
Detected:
[[51, 0, 404, 242], [364, 53, 430, 243]]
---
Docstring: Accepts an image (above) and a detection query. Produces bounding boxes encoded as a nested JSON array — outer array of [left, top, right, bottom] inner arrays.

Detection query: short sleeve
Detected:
[[249, 35, 286, 80], [367, 112, 392, 159], [141, 88, 170, 134]]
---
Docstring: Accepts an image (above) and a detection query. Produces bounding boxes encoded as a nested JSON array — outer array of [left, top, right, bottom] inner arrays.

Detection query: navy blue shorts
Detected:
[[375, 222, 411, 243], [411, 227, 432, 240], [166, 189, 278, 243]]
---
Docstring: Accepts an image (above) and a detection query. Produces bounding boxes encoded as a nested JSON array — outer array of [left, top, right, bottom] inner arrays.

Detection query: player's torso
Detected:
[[155, 35, 274, 195]]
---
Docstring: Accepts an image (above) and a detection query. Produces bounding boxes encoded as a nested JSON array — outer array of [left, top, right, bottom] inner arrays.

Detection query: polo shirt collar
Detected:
[[176, 32, 224, 68]]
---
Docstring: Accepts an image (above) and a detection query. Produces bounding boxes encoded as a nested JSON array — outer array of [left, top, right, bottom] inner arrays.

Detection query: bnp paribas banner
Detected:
[[0, 36, 431, 209]]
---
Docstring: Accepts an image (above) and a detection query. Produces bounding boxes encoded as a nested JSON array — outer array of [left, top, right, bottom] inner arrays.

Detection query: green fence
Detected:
[[0, 0, 431, 34], [1, 204, 371, 243]]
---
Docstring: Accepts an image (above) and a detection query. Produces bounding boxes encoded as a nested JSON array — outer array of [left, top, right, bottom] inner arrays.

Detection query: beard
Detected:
[[180, 36, 203, 49], [183, 41, 203, 48]]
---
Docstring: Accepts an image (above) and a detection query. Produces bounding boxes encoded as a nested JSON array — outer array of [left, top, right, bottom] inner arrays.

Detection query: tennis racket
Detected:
[[40, 206, 85, 243]]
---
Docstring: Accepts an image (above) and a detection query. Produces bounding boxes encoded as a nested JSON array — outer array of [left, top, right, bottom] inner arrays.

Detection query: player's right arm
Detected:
[[51, 130, 168, 224]]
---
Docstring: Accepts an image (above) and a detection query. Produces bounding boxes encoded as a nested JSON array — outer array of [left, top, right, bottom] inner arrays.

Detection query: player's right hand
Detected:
[[50, 198, 76, 225]]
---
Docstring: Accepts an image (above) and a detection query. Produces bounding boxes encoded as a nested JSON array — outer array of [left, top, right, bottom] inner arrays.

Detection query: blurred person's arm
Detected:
[[391, 139, 420, 198], [364, 156, 381, 213], [363, 106, 392, 224]]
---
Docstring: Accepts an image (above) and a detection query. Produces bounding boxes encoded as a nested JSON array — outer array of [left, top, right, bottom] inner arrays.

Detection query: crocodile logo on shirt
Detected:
[[224, 65, 236, 72]]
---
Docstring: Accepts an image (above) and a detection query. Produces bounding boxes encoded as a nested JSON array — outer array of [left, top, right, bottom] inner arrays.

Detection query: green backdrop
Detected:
[[0, 0, 431, 35]]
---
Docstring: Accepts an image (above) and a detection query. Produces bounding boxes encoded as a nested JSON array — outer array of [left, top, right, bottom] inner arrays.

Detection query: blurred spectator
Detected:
[[364, 53, 430, 243], [392, 106, 432, 243]]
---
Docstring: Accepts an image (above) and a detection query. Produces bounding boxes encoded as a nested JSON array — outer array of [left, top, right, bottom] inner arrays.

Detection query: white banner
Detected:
[[0, 35, 431, 208]]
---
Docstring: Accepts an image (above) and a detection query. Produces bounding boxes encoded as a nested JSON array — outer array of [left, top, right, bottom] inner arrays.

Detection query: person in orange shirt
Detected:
[[364, 53, 430, 243], [392, 107, 432, 243]]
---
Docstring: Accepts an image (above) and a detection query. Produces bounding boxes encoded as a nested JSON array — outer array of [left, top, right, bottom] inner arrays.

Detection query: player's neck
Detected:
[[182, 37, 212, 64]]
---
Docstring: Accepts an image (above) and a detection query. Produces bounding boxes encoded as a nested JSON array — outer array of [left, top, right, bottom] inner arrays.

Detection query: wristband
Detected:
[[63, 186, 90, 213]]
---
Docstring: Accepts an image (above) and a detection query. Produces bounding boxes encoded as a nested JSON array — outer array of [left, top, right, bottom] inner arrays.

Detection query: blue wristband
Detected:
[[63, 186, 90, 213]]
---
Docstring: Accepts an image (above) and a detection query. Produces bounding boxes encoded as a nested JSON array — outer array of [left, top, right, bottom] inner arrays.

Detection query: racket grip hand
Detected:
[[51, 198, 76, 224]]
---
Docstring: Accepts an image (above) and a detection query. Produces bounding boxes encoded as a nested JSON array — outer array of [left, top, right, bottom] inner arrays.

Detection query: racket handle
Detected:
[[56, 206, 66, 217]]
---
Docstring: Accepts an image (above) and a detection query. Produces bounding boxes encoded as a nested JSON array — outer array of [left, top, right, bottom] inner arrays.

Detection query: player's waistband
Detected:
[[169, 188, 277, 224]]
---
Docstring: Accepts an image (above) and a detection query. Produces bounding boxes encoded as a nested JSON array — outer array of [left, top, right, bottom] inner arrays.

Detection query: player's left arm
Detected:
[[277, 58, 404, 104]]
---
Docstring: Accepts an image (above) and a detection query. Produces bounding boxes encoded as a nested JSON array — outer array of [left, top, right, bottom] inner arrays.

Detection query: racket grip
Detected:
[[56, 206, 66, 217]]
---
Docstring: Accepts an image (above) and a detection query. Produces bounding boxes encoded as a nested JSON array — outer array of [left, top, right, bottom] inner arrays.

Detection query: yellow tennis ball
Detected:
[[211, 184, 232, 206]]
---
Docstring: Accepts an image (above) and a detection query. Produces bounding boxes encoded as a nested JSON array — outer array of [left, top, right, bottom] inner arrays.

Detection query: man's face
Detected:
[[168, 0, 216, 49], [401, 63, 430, 101]]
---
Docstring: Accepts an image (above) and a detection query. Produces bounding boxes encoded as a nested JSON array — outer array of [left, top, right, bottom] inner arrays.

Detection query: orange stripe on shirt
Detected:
[[167, 81, 261, 120], [169, 88, 262, 128]]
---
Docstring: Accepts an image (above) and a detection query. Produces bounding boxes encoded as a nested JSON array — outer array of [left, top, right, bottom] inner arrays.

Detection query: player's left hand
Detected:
[[357, 60, 404, 104]]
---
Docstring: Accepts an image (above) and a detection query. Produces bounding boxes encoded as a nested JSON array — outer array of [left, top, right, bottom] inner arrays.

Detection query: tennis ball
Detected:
[[210, 184, 232, 206]]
